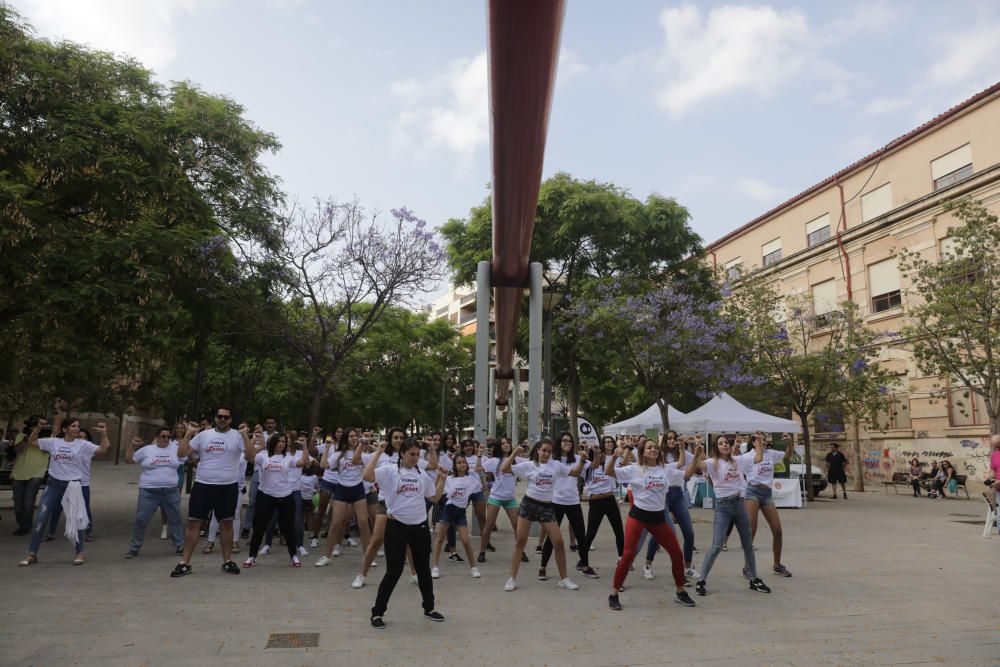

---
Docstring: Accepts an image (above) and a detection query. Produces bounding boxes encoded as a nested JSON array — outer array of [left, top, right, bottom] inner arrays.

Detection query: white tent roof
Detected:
[[671, 392, 801, 434], [603, 403, 687, 435]]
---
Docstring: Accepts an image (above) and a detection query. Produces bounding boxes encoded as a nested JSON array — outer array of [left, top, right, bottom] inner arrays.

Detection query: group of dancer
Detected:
[[14, 401, 799, 627]]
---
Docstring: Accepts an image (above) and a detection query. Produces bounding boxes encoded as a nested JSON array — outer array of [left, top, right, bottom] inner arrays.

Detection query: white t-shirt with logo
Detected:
[[584, 463, 616, 496], [287, 450, 305, 487], [482, 456, 525, 500], [553, 458, 589, 505], [133, 443, 187, 489], [38, 437, 99, 482], [665, 463, 687, 488], [705, 457, 750, 499], [375, 463, 435, 525], [329, 450, 370, 488], [318, 443, 340, 484], [188, 429, 246, 485], [740, 449, 784, 487], [299, 473, 319, 499], [443, 474, 483, 509], [421, 450, 452, 483], [616, 464, 669, 512], [511, 459, 574, 503], [255, 452, 295, 498]]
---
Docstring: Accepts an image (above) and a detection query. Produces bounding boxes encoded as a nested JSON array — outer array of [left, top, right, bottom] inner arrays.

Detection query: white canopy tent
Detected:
[[602, 403, 686, 435], [671, 392, 801, 434]]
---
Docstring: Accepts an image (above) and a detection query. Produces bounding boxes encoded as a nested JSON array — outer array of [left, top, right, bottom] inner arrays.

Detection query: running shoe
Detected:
[[332, 544, 342, 557], [310, 537, 319, 548], [370, 560, 378, 568], [259, 545, 270, 556], [431, 567, 440, 579], [470, 567, 481, 578], [424, 610, 445, 622], [242, 556, 256, 568], [749, 578, 771, 593], [537, 568, 548, 581], [581, 567, 600, 579], [477, 552, 486, 563], [315, 555, 332, 567], [125, 550, 139, 559], [448, 552, 464, 562], [643, 565, 655, 580], [773, 564, 792, 577], [377, 547, 385, 557], [535, 545, 542, 553], [520, 552, 530, 563], [695, 580, 707, 596], [170, 563, 192, 578], [370, 616, 385, 629], [175, 545, 184, 554], [742, 566, 751, 580], [575, 559, 585, 571], [674, 591, 696, 607], [504, 577, 518, 591], [352, 575, 366, 589], [486, 543, 496, 552], [685, 566, 700, 579], [298, 546, 309, 557], [291, 556, 301, 568], [160, 525, 168, 540], [569, 544, 578, 552], [222, 561, 240, 574], [347, 537, 359, 547], [558, 578, 579, 590], [608, 594, 622, 611], [409, 575, 418, 584]]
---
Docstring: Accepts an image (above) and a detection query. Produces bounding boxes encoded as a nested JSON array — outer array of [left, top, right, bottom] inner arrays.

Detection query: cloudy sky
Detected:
[[12, 0, 1000, 264]]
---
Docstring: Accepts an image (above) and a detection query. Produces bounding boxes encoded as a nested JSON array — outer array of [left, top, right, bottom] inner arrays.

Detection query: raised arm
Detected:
[[605, 448, 623, 478], [244, 430, 262, 463], [569, 449, 588, 478], [352, 435, 367, 465], [361, 441, 385, 483], [125, 436, 143, 464], [501, 445, 524, 474], [429, 473, 446, 503], [177, 422, 199, 459], [752, 433, 765, 463], [27, 418, 48, 449], [783, 437, 795, 462], [92, 422, 111, 455], [684, 444, 704, 480]]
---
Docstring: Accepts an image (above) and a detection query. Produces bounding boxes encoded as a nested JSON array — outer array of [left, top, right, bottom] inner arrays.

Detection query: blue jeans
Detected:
[[46, 483, 91, 537], [29, 479, 85, 555], [244, 467, 261, 531], [129, 487, 184, 552], [699, 494, 756, 581], [645, 487, 695, 564], [12, 477, 44, 531], [265, 491, 304, 549]]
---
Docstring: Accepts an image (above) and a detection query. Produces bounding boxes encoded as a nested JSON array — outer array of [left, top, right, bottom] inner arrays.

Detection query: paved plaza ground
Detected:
[[1, 462, 998, 666]]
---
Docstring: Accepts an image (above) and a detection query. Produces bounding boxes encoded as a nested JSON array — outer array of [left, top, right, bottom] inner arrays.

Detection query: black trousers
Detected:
[[583, 495, 625, 558], [541, 502, 588, 567], [373, 518, 435, 617], [248, 491, 296, 558]]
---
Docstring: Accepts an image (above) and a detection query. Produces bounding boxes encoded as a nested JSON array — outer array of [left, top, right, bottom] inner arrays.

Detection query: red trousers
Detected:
[[613, 515, 686, 590]]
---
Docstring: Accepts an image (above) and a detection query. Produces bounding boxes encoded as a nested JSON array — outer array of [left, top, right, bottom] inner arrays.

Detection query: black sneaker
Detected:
[[175, 545, 184, 554], [477, 552, 486, 563], [537, 568, 547, 580], [520, 552, 530, 563], [581, 567, 600, 579], [424, 610, 445, 622], [486, 543, 496, 553], [608, 594, 622, 611], [448, 552, 464, 563], [749, 578, 771, 593], [170, 563, 192, 578], [570, 544, 578, 552], [575, 559, 585, 570], [370, 616, 386, 629], [695, 580, 707, 596], [535, 545, 542, 554], [675, 590, 696, 607], [222, 560, 240, 575], [125, 550, 139, 559], [842, 492, 847, 499]]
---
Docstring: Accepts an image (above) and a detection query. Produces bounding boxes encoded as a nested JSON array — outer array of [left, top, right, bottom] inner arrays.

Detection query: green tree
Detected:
[[897, 198, 1000, 432], [441, 172, 706, 437]]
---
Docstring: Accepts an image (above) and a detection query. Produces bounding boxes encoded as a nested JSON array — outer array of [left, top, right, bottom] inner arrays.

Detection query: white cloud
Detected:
[[654, 5, 811, 117], [736, 177, 786, 204], [15, 0, 214, 71], [864, 96, 912, 115], [927, 20, 1000, 87], [391, 48, 587, 159]]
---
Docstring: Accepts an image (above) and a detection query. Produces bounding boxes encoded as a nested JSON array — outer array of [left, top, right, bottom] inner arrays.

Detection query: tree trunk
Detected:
[[566, 354, 580, 442], [799, 413, 814, 501], [657, 399, 670, 433], [851, 414, 865, 492], [308, 379, 324, 439]]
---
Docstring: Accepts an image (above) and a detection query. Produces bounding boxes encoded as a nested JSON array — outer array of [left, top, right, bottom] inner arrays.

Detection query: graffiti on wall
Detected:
[[816, 437, 991, 485]]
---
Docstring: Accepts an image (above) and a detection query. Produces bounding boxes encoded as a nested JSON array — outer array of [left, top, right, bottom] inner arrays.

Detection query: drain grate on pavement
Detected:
[[266, 633, 320, 649]]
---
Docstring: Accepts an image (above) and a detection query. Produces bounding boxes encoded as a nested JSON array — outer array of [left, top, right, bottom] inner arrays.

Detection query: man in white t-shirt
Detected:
[[171, 406, 250, 577]]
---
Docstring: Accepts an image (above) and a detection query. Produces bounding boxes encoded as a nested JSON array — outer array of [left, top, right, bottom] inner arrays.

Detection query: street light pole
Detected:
[[543, 305, 553, 437]]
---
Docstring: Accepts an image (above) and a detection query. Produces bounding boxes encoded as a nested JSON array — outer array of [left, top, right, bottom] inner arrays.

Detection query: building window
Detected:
[[811, 280, 837, 326], [805, 213, 831, 247], [762, 238, 782, 267], [724, 257, 742, 282], [948, 385, 989, 426], [876, 394, 911, 430], [868, 258, 901, 314], [861, 183, 892, 222], [931, 144, 972, 191]]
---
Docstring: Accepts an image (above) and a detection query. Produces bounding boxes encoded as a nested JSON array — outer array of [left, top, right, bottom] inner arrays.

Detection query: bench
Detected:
[[881, 472, 910, 494], [953, 474, 970, 499]]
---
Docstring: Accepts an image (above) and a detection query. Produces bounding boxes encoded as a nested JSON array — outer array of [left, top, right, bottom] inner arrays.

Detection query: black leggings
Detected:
[[911, 479, 921, 494], [249, 491, 296, 559], [541, 502, 588, 567], [584, 495, 624, 558], [373, 518, 435, 617]]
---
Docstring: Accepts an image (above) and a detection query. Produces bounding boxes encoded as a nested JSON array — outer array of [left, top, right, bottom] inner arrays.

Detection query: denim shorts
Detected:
[[487, 496, 518, 510], [333, 482, 366, 503], [438, 503, 468, 527], [319, 479, 338, 494], [518, 496, 555, 523], [469, 490, 486, 503], [745, 484, 774, 507]]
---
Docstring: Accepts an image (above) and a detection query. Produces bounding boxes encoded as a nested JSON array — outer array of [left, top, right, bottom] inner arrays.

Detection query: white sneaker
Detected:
[[377, 548, 385, 557], [332, 544, 341, 557], [370, 560, 378, 568], [352, 574, 366, 589], [643, 565, 655, 580], [410, 575, 418, 585], [431, 567, 440, 579], [558, 578, 579, 590], [298, 546, 308, 557], [504, 577, 518, 592], [315, 555, 332, 567], [259, 545, 270, 556], [346, 537, 359, 547], [470, 567, 481, 578], [160, 525, 168, 540], [310, 537, 319, 548], [685, 566, 700, 579]]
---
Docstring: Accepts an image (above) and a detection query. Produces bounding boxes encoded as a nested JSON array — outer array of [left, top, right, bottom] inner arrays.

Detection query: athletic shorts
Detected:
[[377, 499, 388, 516], [469, 490, 486, 503], [366, 490, 379, 506], [487, 496, 518, 510], [319, 479, 338, 494], [334, 482, 366, 503], [438, 503, 468, 527], [188, 482, 239, 522], [518, 496, 555, 523], [745, 484, 774, 507], [828, 470, 847, 484]]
